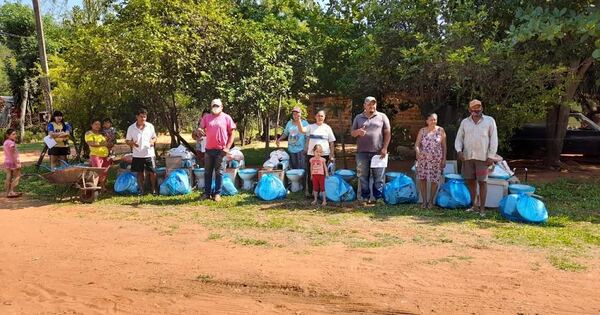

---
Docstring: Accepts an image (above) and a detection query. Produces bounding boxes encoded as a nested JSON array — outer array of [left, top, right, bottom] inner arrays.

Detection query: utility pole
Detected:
[[32, 0, 53, 116]]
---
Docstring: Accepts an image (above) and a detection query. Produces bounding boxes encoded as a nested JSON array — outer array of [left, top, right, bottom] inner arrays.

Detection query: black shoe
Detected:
[[200, 194, 211, 201]]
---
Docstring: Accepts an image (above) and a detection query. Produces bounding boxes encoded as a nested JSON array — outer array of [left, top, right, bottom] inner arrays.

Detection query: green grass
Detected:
[[0, 142, 44, 153], [547, 254, 587, 272], [234, 237, 269, 246]]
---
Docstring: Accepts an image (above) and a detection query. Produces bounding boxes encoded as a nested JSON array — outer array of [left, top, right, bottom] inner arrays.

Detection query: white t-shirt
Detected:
[[125, 122, 157, 158], [305, 123, 336, 156]]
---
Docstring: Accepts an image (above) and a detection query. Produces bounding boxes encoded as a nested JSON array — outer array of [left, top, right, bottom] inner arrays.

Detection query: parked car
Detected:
[[510, 112, 600, 157]]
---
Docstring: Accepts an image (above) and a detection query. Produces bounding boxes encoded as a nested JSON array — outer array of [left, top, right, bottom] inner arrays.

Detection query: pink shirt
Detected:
[[310, 156, 326, 176], [3, 139, 19, 168], [200, 113, 236, 150]]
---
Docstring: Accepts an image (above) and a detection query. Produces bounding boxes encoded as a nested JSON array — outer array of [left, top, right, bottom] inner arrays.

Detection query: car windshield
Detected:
[[568, 113, 600, 131]]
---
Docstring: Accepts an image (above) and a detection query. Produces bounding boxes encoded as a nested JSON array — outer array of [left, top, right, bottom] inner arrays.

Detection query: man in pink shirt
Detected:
[[198, 99, 236, 202]]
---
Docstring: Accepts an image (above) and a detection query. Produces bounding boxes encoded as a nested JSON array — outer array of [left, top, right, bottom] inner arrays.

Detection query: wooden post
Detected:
[[32, 0, 53, 114]]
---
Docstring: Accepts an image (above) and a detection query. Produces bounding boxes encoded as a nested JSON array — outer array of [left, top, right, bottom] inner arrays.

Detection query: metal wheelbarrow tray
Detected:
[[42, 166, 106, 203]]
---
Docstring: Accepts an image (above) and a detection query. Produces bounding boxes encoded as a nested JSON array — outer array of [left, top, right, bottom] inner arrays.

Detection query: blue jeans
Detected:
[[289, 151, 306, 170], [204, 149, 226, 196], [356, 152, 386, 200]]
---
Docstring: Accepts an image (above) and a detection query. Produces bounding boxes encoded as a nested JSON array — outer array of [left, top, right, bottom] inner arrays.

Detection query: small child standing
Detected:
[[102, 118, 117, 159], [3, 129, 22, 198], [309, 144, 328, 206]]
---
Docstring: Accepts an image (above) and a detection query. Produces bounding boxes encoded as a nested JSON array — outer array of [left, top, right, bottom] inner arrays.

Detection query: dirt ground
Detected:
[[0, 196, 599, 315], [2, 140, 600, 314]]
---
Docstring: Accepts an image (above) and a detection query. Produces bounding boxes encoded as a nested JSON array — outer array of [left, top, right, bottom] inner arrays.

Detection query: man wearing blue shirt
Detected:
[[276, 107, 309, 169]]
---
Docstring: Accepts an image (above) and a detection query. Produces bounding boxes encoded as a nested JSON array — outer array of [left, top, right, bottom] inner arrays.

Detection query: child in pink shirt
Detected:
[[309, 144, 328, 206], [3, 129, 22, 198]]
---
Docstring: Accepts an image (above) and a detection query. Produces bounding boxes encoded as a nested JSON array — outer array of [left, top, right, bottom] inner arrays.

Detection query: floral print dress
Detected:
[[417, 127, 443, 183]]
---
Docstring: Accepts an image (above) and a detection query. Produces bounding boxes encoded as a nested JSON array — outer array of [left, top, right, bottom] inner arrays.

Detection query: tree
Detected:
[[509, 3, 600, 167]]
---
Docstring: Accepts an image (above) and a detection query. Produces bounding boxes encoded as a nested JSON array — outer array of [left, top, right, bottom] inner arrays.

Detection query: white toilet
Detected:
[[285, 169, 305, 192], [193, 168, 205, 189], [238, 168, 258, 191]]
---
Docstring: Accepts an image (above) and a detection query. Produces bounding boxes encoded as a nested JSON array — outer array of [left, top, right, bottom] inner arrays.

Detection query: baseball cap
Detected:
[[364, 96, 377, 104], [469, 99, 482, 110], [211, 99, 223, 107]]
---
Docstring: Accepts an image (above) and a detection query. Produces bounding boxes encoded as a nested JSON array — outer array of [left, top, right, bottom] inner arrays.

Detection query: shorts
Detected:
[[131, 157, 156, 173], [48, 147, 70, 156], [461, 159, 489, 181], [90, 155, 112, 179], [312, 174, 325, 192]]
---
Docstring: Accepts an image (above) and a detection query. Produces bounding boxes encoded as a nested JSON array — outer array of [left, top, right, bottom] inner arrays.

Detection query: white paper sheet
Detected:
[[370, 154, 388, 168], [43, 135, 57, 149]]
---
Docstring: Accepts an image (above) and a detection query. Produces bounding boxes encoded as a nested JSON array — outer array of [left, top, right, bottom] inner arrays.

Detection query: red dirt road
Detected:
[[1, 200, 599, 314]]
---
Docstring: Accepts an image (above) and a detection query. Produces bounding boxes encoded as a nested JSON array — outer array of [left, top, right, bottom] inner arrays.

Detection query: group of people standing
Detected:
[[3, 96, 497, 216], [273, 97, 497, 216]]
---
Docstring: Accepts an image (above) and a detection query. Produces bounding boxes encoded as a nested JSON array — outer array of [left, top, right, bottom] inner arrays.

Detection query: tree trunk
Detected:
[[275, 95, 282, 138], [544, 57, 594, 168], [18, 81, 29, 143], [265, 114, 270, 160]]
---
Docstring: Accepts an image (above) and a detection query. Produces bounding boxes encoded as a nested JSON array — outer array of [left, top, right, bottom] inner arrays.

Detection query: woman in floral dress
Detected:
[[415, 113, 447, 208]]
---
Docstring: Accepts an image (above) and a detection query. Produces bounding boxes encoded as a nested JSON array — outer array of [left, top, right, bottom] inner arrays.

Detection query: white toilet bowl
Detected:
[[238, 168, 258, 191], [193, 168, 205, 189], [285, 169, 305, 193]]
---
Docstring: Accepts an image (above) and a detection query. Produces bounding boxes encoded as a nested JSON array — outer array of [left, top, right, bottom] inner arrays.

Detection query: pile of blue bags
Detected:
[[159, 169, 192, 196], [435, 174, 472, 208], [210, 173, 238, 196], [383, 173, 418, 205], [255, 173, 287, 201], [499, 193, 548, 223], [325, 175, 356, 202], [114, 172, 140, 195]]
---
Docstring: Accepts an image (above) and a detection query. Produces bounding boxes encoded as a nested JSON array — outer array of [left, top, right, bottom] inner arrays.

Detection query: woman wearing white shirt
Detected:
[[294, 110, 336, 196]]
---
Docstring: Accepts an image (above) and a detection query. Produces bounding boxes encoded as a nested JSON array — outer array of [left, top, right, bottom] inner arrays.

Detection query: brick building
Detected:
[[307, 93, 424, 141]]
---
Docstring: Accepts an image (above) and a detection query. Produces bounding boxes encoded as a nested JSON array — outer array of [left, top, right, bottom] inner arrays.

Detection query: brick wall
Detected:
[[308, 96, 352, 135], [307, 92, 424, 142]]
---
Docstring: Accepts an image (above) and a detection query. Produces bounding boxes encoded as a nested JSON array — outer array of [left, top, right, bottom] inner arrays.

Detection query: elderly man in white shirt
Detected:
[[455, 99, 498, 216]]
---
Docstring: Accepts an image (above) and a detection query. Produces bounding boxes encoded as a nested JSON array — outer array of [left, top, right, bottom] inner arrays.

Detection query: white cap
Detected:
[[364, 96, 377, 104], [211, 99, 223, 107]]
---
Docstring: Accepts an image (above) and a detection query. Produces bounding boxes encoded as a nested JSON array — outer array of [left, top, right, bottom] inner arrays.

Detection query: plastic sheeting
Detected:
[[325, 175, 356, 202], [499, 193, 548, 223], [255, 173, 287, 201], [435, 176, 472, 208], [114, 172, 140, 195], [210, 173, 238, 196], [383, 174, 418, 205], [159, 169, 192, 196]]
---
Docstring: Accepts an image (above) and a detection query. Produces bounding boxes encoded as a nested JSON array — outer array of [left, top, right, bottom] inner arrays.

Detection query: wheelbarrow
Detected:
[[41, 166, 107, 203]]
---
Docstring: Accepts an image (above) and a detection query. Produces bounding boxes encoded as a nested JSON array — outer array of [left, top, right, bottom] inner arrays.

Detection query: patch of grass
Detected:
[[494, 219, 600, 249], [195, 274, 214, 282], [207, 233, 223, 240], [234, 237, 269, 246], [0, 142, 44, 153], [547, 255, 587, 272]]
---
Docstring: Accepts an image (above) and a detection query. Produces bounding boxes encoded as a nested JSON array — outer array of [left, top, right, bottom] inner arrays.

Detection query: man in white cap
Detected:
[[276, 106, 309, 169], [198, 99, 236, 202], [455, 99, 498, 216], [351, 96, 391, 203]]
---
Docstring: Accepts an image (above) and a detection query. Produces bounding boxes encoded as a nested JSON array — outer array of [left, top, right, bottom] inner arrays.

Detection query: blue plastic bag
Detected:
[[435, 177, 472, 208], [159, 169, 192, 196], [325, 175, 356, 202], [499, 194, 522, 222], [255, 173, 287, 201], [210, 173, 238, 196], [517, 194, 548, 223], [383, 174, 418, 204], [500, 193, 548, 223], [114, 172, 140, 195]]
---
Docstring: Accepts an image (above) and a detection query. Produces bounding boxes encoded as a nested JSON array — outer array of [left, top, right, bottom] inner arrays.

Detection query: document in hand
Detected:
[[370, 154, 388, 168], [43, 135, 57, 149]]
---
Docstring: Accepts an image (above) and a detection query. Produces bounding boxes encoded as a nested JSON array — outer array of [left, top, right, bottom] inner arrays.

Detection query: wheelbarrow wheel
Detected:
[[80, 189, 99, 203]]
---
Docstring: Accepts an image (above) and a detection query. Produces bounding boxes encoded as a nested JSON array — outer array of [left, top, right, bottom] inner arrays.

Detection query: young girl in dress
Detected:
[[3, 129, 22, 198], [309, 144, 328, 206]]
